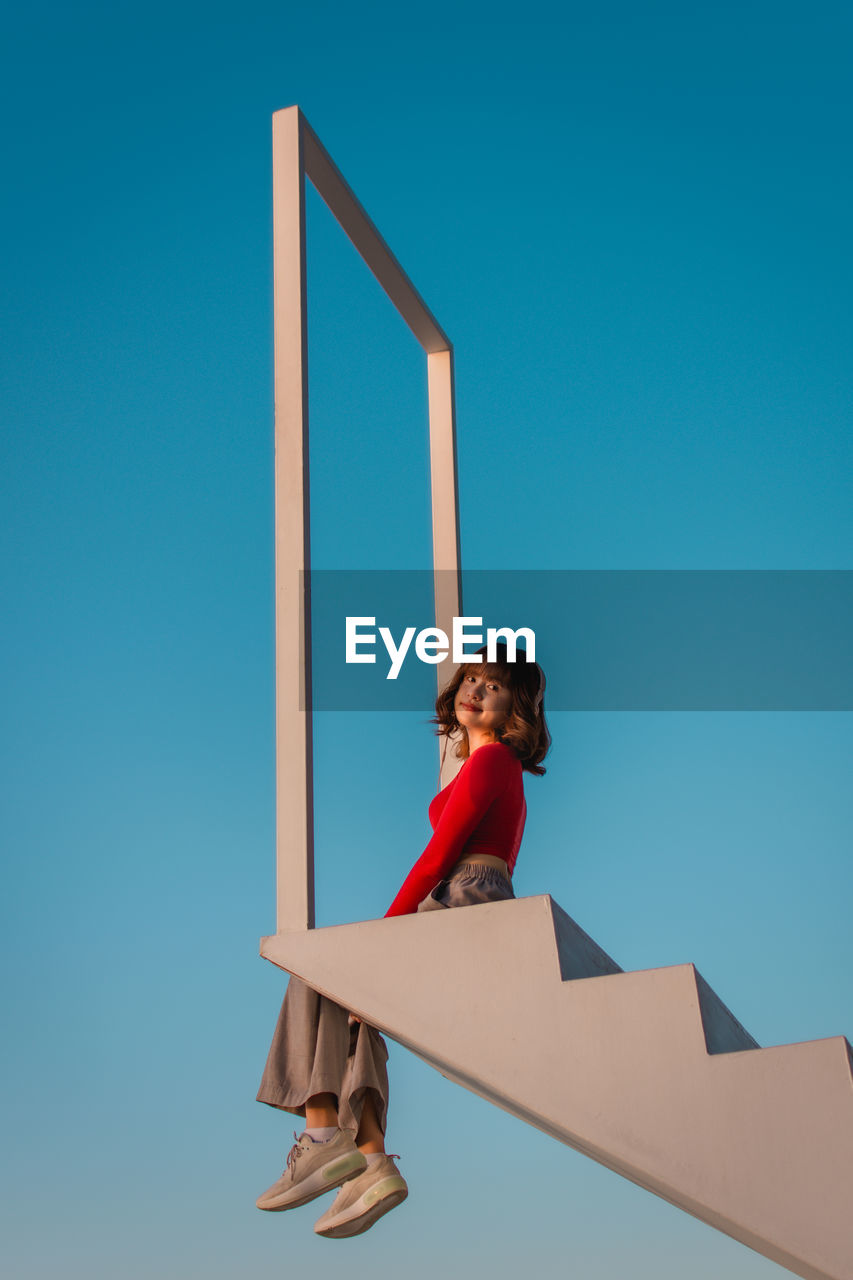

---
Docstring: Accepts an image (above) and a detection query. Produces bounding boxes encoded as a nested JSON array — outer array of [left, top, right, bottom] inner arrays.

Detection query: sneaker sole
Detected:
[[256, 1152, 367, 1211], [314, 1176, 408, 1238]]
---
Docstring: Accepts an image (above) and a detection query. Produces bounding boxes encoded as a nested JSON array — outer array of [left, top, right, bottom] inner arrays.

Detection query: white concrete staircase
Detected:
[[261, 895, 853, 1280]]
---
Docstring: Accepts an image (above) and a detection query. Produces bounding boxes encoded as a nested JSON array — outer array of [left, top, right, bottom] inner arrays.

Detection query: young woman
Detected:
[[255, 644, 550, 1238]]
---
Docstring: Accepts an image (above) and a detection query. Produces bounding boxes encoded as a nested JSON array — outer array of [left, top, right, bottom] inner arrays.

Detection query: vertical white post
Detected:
[[428, 349, 463, 784], [272, 107, 314, 933]]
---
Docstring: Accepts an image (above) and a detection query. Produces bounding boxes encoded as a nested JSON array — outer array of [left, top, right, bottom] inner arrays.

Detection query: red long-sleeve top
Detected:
[[385, 741, 526, 917]]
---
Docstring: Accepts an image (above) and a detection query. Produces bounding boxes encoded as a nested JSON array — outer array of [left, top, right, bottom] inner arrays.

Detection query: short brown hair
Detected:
[[432, 644, 551, 775]]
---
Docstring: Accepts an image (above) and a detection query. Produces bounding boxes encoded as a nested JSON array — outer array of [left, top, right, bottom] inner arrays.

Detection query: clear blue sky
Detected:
[[1, 2, 851, 1277]]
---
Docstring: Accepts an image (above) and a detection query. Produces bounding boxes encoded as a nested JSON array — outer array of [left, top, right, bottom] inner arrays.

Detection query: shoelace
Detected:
[[283, 1130, 309, 1175]]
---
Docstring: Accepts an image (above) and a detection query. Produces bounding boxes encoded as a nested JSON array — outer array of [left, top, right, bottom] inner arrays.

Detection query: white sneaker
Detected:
[[255, 1130, 367, 1211], [313, 1154, 408, 1238]]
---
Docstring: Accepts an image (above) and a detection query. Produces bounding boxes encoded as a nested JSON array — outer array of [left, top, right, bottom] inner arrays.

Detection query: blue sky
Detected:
[[1, 2, 851, 1277]]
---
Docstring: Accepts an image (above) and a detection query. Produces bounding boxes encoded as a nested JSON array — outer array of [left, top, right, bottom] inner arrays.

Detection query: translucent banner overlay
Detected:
[[303, 571, 853, 711]]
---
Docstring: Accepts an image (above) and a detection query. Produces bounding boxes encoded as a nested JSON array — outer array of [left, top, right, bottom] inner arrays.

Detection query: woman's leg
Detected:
[[256, 977, 401, 1230], [255, 979, 373, 1213], [305, 1092, 339, 1128], [312, 1049, 407, 1240], [355, 1091, 385, 1154], [336, 1017, 390, 1139]]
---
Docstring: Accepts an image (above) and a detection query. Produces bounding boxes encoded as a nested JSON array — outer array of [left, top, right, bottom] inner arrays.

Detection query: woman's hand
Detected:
[[347, 1012, 361, 1027]]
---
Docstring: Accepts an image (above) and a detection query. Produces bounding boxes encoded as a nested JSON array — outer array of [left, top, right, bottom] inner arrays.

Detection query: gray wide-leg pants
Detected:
[[256, 977, 390, 1136]]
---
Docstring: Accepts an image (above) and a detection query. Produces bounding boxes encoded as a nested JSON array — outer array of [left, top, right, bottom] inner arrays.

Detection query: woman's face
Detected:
[[454, 667, 514, 738]]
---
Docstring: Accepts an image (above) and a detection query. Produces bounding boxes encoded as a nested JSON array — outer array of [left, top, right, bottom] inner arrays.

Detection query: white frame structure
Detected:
[[272, 105, 461, 933], [264, 110, 853, 1278]]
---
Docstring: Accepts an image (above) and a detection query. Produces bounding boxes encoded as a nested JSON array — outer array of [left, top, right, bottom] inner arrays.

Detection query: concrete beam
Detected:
[[262, 896, 853, 1280]]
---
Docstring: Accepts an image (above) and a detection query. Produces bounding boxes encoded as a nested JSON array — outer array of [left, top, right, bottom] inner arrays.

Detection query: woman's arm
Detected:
[[384, 742, 515, 917]]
